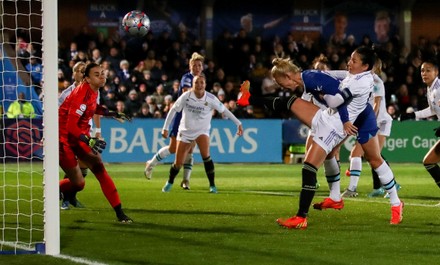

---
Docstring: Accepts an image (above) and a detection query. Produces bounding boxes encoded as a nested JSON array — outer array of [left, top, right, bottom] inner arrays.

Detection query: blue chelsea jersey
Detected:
[[301, 70, 349, 123]]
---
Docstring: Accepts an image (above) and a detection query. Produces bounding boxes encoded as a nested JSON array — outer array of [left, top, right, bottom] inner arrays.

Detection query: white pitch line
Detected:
[[54, 254, 109, 265], [0, 241, 107, 265], [239, 190, 440, 208]]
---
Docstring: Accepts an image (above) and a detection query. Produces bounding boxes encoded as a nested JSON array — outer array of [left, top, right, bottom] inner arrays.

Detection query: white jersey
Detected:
[[415, 77, 440, 120], [339, 71, 374, 123], [372, 73, 393, 124], [163, 90, 240, 140]]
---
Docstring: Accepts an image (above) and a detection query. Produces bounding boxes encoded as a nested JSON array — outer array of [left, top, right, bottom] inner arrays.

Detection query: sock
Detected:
[[374, 161, 400, 206], [113, 204, 125, 219], [372, 154, 389, 189], [203, 156, 215, 186], [348, 157, 362, 191], [90, 162, 121, 208], [183, 153, 193, 182], [150, 146, 171, 166], [168, 164, 180, 184], [424, 164, 440, 188], [324, 157, 341, 201], [371, 167, 381, 189], [297, 162, 318, 218]]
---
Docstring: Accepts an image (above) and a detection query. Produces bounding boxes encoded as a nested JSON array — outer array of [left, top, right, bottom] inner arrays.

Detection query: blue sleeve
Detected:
[[337, 105, 349, 123]]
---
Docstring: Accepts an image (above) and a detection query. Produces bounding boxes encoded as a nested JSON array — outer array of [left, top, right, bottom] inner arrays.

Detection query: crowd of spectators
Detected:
[[13, 21, 440, 120]]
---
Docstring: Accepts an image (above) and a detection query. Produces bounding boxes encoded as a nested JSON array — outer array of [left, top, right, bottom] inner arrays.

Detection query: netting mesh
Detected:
[[0, 0, 45, 254]]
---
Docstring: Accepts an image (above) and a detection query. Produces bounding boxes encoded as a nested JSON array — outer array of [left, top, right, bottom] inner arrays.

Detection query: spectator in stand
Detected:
[[243, 105, 255, 119], [105, 47, 122, 72], [115, 100, 128, 117], [143, 50, 157, 71], [125, 90, 142, 118], [73, 25, 94, 51], [223, 81, 237, 101], [91, 48, 103, 65], [73, 51, 88, 63], [58, 69, 66, 94], [360, 34, 373, 48], [6, 92, 35, 119], [213, 68, 227, 88], [138, 83, 149, 103], [117, 60, 132, 85], [138, 103, 153, 118], [15, 36, 29, 66], [204, 59, 217, 90], [261, 69, 279, 97], [162, 94, 173, 117], [152, 83, 168, 107], [66, 42, 79, 64], [25, 57, 43, 86], [101, 60, 112, 80], [103, 90, 117, 111], [133, 61, 147, 79], [146, 95, 159, 115], [141, 70, 157, 94], [210, 82, 222, 96], [170, 79, 180, 101], [396, 83, 411, 112], [151, 60, 166, 84], [116, 84, 129, 102], [387, 104, 399, 120], [110, 76, 121, 92], [217, 89, 226, 104]]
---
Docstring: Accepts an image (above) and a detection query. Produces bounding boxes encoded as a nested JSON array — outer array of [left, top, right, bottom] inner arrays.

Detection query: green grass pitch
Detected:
[[2, 162, 440, 265]]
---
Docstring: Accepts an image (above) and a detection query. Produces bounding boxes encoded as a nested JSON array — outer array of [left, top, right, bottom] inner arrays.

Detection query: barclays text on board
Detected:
[[100, 119, 283, 163]]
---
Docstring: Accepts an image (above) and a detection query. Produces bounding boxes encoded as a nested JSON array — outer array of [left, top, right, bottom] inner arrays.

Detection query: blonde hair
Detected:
[[373, 58, 383, 75], [73, 61, 86, 73], [271, 57, 301, 78], [190, 52, 205, 66]]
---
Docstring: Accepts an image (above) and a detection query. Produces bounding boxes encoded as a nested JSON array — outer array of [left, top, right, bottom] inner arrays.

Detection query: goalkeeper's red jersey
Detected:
[[59, 82, 99, 142]]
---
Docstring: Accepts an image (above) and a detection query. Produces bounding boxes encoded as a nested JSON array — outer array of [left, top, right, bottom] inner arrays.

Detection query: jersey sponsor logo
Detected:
[[80, 104, 87, 111]]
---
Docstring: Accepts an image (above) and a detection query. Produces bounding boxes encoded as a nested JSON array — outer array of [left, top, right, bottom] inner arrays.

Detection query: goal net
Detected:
[[0, 0, 59, 255]]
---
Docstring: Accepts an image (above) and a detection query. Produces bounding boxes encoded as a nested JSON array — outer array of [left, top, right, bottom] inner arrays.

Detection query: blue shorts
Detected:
[[354, 104, 379, 144]]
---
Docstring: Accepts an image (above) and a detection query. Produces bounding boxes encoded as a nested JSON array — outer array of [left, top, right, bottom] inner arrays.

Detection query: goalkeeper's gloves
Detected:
[[399, 112, 415, 121], [114, 111, 132, 122], [79, 134, 106, 154], [104, 109, 132, 122], [434, 126, 440, 137]]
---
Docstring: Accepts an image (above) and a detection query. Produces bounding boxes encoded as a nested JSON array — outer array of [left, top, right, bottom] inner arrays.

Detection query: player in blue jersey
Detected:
[[144, 52, 204, 190], [238, 46, 403, 229]]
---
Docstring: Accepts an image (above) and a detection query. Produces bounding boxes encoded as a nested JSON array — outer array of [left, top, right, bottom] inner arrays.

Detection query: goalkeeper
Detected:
[[59, 62, 132, 223]]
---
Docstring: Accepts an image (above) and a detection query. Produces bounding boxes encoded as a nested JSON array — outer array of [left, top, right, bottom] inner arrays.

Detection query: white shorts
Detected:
[[309, 109, 346, 154], [177, 129, 210, 143], [377, 119, 392, 137]]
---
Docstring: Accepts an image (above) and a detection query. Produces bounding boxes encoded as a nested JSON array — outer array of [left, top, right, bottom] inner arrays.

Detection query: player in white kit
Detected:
[[400, 58, 440, 194], [160, 74, 243, 193]]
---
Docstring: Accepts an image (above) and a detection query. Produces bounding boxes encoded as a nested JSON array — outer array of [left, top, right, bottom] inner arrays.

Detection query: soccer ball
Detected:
[[122, 10, 150, 37]]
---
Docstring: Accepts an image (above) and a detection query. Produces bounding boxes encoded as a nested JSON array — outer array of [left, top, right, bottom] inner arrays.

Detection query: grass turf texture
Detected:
[[2, 163, 440, 265]]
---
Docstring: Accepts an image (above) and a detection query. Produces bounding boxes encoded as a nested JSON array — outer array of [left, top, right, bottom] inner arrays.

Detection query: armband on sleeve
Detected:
[[339, 88, 352, 102]]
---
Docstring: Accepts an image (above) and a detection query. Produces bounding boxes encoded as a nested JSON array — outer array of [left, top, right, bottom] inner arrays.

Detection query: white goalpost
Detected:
[[0, 0, 59, 255]]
